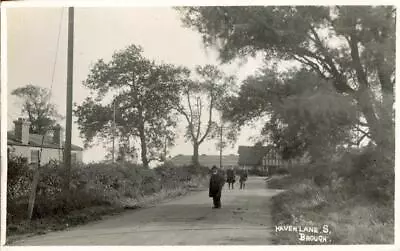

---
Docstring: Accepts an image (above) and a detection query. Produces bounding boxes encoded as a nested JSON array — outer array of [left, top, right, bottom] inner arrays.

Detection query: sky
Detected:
[[7, 7, 266, 164]]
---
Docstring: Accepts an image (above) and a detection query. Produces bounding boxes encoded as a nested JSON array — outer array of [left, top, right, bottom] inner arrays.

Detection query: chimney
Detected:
[[53, 124, 63, 148], [14, 118, 31, 145]]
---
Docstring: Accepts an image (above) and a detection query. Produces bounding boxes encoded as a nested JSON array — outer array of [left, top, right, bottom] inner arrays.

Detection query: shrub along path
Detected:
[[11, 177, 283, 245]]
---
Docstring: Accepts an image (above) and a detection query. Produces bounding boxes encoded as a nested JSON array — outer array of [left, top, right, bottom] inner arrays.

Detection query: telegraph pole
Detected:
[[112, 100, 116, 163], [219, 123, 224, 168], [164, 135, 167, 162], [63, 6, 74, 202]]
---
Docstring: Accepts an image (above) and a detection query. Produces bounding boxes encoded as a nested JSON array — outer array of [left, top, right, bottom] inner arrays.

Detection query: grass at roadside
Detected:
[[7, 157, 211, 244], [267, 160, 394, 244], [6, 205, 125, 244], [6, 181, 207, 244]]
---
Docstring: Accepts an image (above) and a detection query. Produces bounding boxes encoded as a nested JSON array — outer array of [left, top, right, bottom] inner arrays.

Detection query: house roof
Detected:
[[7, 131, 83, 151], [238, 145, 271, 166], [169, 154, 239, 168]]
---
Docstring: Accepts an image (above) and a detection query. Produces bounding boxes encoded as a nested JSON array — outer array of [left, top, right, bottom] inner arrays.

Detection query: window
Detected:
[[30, 150, 39, 165], [71, 152, 77, 164]]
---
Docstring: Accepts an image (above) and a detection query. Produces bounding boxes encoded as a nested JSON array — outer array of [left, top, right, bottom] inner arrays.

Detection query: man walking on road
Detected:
[[226, 167, 236, 190], [209, 166, 225, 209], [239, 168, 248, 190]]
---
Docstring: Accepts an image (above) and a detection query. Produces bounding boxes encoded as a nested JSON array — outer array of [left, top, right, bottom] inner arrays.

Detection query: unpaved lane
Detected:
[[12, 176, 283, 245]]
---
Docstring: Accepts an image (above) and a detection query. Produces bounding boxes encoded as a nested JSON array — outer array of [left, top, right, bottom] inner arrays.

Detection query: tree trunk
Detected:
[[355, 87, 394, 153], [192, 142, 200, 167], [139, 127, 149, 168], [138, 108, 149, 168]]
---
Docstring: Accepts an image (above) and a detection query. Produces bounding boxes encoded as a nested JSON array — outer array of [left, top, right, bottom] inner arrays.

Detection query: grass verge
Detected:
[[268, 174, 394, 244], [6, 180, 207, 245]]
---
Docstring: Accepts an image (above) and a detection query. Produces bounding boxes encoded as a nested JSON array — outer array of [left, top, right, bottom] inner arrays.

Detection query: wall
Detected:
[[8, 145, 30, 160], [74, 151, 83, 164], [8, 145, 82, 165], [238, 165, 253, 170]]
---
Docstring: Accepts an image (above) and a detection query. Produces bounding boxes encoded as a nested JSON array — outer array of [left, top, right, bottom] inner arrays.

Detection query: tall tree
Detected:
[[178, 6, 395, 153], [225, 68, 359, 161], [74, 44, 187, 168], [11, 84, 62, 134], [174, 65, 235, 166]]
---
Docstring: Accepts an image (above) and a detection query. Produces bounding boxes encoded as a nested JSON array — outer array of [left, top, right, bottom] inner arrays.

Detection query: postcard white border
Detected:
[[0, 1, 399, 251], [1, 4, 8, 247]]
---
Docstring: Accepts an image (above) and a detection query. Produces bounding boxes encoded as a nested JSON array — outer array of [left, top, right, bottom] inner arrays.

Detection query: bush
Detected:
[[7, 157, 209, 226], [275, 166, 290, 175], [7, 155, 33, 222], [248, 166, 268, 176], [270, 146, 394, 244], [348, 148, 394, 204], [154, 163, 209, 189]]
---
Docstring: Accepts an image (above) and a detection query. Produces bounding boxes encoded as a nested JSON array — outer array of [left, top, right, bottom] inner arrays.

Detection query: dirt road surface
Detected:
[[12, 176, 283, 245]]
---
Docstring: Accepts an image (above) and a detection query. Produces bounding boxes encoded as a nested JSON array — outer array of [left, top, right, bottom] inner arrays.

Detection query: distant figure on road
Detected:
[[226, 167, 236, 189], [239, 168, 248, 190], [209, 166, 225, 209]]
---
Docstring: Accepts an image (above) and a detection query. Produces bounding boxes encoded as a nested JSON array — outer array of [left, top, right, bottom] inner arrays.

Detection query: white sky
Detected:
[[7, 7, 266, 164]]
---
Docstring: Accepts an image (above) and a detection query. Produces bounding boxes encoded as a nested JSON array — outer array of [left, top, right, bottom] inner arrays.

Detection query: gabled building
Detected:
[[238, 145, 270, 169], [238, 145, 283, 175], [238, 145, 309, 175], [7, 118, 83, 165]]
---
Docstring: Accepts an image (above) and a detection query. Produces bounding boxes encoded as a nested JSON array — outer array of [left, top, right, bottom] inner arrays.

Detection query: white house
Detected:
[[7, 118, 83, 165]]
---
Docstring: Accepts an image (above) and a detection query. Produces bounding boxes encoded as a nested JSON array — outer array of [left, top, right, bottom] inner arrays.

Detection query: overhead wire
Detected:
[[38, 8, 64, 160], [48, 7, 64, 102], [26, 8, 65, 221]]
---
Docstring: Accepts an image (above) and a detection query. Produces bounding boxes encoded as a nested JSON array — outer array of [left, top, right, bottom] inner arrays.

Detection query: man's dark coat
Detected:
[[226, 169, 235, 183], [209, 172, 225, 197], [239, 170, 248, 182]]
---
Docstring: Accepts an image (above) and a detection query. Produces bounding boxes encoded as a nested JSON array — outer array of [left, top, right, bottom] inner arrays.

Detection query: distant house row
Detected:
[[238, 145, 308, 173], [6, 118, 307, 170], [168, 154, 239, 169], [7, 118, 83, 165], [168, 145, 308, 172]]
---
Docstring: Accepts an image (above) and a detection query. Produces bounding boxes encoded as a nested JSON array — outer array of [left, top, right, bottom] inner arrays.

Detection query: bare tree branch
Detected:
[[292, 54, 328, 80], [199, 86, 214, 144], [355, 126, 371, 137], [356, 132, 370, 146], [195, 97, 203, 139], [175, 105, 196, 140]]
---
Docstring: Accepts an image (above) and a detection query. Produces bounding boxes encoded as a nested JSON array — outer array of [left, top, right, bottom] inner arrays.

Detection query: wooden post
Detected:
[[27, 152, 40, 222], [63, 6, 74, 205], [27, 134, 46, 223]]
